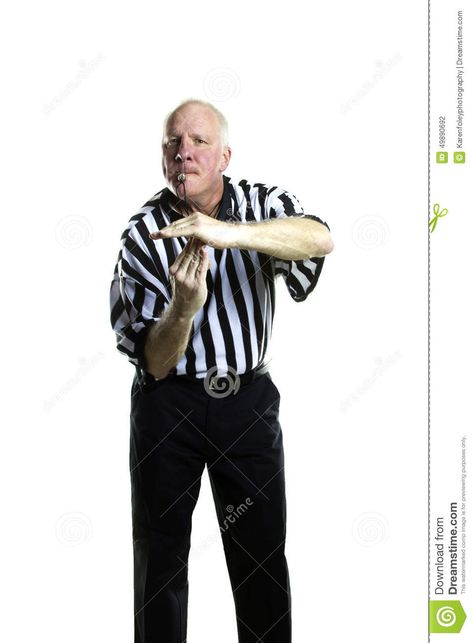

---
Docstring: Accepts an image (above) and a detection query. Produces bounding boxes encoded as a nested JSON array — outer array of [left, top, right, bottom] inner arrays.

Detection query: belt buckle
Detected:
[[209, 374, 221, 391]]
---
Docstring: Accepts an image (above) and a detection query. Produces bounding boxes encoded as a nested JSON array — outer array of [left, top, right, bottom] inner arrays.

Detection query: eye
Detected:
[[195, 138, 206, 144], [165, 137, 179, 148]]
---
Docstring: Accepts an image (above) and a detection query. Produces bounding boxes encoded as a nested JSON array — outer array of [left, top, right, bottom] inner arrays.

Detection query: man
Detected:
[[110, 98, 333, 643]]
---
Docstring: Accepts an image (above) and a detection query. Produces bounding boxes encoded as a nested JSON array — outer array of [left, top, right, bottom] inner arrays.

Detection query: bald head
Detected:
[[162, 99, 229, 148]]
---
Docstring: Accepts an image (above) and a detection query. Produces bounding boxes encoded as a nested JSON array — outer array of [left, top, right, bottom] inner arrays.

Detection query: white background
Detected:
[[1, 0, 428, 641]]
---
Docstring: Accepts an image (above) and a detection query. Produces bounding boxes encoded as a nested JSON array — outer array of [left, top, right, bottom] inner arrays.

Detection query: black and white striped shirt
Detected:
[[109, 175, 330, 379]]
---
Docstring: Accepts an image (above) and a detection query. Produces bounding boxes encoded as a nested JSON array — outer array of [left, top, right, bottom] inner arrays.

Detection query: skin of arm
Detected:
[[143, 302, 195, 379], [229, 217, 334, 260], [143, 239, 209, 379], [150, 215, 334, 260]]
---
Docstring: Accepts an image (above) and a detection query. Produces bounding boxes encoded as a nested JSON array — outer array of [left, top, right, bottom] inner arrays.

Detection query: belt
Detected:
[[139, 364, 270, 393], [174, 364, 270, 390]]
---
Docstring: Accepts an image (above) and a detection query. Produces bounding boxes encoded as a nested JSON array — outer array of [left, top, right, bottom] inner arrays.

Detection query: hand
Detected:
[[169, 237, 211, 317], [149, 212, 239, 249]]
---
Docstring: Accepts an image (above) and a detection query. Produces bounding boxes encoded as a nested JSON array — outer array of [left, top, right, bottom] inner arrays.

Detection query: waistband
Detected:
[[137, 364, 270, 393]]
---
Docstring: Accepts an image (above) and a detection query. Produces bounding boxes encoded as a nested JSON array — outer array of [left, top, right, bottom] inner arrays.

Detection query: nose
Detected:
[[176, 135, 192, 162]]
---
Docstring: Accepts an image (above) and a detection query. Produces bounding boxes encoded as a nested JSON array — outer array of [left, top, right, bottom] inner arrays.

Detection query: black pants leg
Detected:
[[130, 377, 207, 643], [206, 373, 291, 643], [129, 372, 291, 643]]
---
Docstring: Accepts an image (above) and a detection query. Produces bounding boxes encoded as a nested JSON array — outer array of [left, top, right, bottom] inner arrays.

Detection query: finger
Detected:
[[192, 238, 205, 253], [195, 248, 209, 274], [185, 243, 205, 276], [174, 237, 201, 277], [169, 249, 185, 276], [201, 249, 211, 276], [150, 219, 196, 240], [186, 246, 207, 280], [149, 226, 173, 240], [169, 237, 196, 275]]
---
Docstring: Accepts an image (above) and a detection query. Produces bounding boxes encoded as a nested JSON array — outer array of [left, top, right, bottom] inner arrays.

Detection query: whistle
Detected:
[[177, 173, 186, 182]]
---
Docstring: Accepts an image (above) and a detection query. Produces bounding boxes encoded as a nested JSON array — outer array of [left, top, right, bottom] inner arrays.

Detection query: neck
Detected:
[[174, 177, 225, 217], [192, 192, 223, 216]]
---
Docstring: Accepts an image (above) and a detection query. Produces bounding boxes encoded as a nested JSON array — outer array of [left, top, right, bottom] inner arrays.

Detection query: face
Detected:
[[162, 103, 231, 206]]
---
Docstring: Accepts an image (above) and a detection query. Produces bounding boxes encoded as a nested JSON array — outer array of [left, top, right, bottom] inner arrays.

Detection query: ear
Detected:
[[219, 146, 232, 172]]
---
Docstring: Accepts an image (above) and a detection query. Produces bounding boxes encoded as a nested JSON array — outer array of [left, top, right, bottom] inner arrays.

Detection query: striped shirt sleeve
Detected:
[[109, 221, 170, 369], [267, 189, 330, 302]]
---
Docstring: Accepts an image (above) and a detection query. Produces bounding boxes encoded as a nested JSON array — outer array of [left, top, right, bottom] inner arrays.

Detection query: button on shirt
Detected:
[[109, 175, 330, 379]]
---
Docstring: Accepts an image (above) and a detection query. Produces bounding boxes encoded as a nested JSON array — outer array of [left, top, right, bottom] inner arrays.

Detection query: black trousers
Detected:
[[129, 371, 291, 643]]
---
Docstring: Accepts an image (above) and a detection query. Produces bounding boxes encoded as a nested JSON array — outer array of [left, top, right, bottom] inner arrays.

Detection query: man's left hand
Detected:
[[149, 212, 238, 249]]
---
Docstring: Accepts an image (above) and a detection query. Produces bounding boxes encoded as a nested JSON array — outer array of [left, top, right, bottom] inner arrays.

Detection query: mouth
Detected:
[[174, 171, 197, 182]]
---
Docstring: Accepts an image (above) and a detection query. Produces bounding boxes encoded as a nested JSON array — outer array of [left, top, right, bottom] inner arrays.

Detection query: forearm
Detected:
[[231, 217, 333, 260], [143, 303, 195, 379]]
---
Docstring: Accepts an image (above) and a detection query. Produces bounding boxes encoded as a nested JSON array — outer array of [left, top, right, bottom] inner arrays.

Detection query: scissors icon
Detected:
[[429, 203, 448, 233]]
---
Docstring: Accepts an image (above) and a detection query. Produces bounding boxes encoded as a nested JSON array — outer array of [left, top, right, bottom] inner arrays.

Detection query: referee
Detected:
[[110, 98, 333, 643]]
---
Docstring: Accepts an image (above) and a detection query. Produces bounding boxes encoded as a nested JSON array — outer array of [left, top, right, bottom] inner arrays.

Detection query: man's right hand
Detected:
[[169, 237, 211, 317]]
